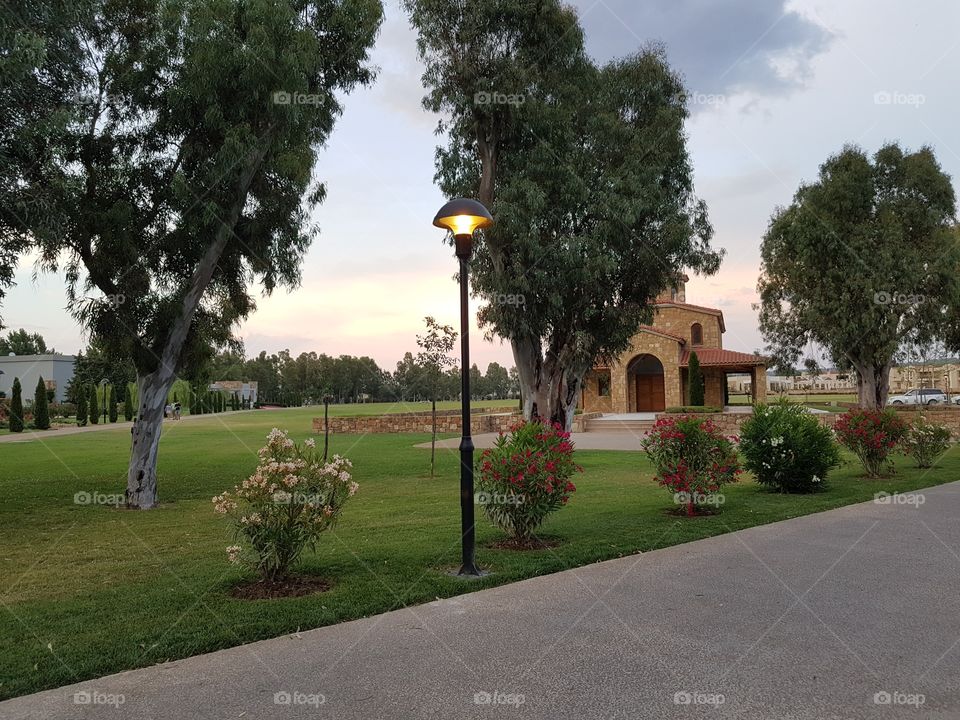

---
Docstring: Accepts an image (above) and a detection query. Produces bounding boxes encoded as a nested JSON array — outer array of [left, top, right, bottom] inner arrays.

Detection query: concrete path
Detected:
[[3, 483, 959, 719], [418, 431, 647, 451]]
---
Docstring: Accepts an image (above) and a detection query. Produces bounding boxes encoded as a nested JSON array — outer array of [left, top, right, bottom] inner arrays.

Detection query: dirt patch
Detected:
[[488, 536, 561, 551], [663, 506, 720, 518], [230, 575, 333, 600]]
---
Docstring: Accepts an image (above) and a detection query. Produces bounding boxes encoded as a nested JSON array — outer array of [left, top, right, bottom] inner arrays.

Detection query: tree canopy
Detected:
[[405, 0, 722, 427], [758, 142, 960, 408]]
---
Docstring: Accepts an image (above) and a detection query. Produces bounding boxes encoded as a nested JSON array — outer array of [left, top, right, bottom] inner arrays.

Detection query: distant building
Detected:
[[0, 354, 76, 403], [210, 380, 258, 405], [580, 276, 767, 411]]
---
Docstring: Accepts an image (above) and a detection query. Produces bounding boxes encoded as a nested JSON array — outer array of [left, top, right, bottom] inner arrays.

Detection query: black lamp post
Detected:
[[100, 378, 109, 424], [433, 197, 494, 576]]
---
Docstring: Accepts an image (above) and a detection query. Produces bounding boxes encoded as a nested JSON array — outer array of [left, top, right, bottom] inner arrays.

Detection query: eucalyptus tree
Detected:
[[758, 143, 960, 408], [406, 0, 721, 427], [1, 0, 383, 507]]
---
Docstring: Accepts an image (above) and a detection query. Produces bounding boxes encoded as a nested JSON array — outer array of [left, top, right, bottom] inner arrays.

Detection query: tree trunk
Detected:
[[126, 369, 176, 509], [124, 146, 268, 508], [511, 335, 548, 421], [853, 358, 892, 409]]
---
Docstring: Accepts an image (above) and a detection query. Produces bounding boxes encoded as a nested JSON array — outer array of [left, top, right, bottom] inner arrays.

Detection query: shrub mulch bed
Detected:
[[230, 575, 333, 600]]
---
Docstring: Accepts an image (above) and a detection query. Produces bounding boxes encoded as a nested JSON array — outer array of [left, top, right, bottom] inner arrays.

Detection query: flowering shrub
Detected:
[[477, 420, 581, 542], [902, 415, 952, 469], [642, 415, 741, 516], [739, 401, 840, 493], [213, 428, 358, 580], [834, 409, 908, 477]]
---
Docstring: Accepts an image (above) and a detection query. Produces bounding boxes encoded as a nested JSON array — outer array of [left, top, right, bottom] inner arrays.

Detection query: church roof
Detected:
[[654, 302, 726, 332], [636, 325, 687, 343], [681, 348, 766, 367]]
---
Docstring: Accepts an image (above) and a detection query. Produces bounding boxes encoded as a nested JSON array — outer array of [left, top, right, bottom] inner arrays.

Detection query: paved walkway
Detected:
[[4, 483, 959, 719], [0, 410, 257, 444]]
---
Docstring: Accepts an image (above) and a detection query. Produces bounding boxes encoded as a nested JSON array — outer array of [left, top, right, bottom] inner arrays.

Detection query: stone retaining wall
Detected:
[[313, 407, 521, 435], [572, 412, 603, 433], [653, 407, 960, 437]]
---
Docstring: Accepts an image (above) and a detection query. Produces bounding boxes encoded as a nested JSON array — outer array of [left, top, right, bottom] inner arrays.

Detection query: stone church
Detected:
[[580, 277, 767, 413]]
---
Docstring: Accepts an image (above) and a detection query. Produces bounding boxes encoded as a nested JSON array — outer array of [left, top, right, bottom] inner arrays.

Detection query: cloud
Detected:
[[571, 0, 833, 99]]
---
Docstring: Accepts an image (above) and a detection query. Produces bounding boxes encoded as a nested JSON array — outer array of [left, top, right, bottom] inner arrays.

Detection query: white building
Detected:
[[0, 354, 76, 403]]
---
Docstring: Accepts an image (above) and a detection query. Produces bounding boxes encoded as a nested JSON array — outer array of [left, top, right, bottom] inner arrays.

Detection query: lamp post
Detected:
[[433, 198, 494, 576], [100, 378, 109, 425]]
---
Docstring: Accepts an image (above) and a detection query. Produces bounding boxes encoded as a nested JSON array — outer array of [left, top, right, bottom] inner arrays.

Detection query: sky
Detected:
[[6, 0, 960, 371]]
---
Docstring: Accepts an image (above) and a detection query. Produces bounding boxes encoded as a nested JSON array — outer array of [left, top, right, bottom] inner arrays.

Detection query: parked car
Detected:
[[888, 388, 948, 406]]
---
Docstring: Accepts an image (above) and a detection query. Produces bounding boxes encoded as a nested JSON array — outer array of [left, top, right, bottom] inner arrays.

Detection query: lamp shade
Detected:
[[432, 198, 493, 237]]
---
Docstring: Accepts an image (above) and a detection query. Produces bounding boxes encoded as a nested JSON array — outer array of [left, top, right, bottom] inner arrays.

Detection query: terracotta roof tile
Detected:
[[681, 349, 766, 367]]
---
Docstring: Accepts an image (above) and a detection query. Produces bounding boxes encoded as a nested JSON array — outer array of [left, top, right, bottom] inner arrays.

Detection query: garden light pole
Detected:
[[433, 198, 494, 577]]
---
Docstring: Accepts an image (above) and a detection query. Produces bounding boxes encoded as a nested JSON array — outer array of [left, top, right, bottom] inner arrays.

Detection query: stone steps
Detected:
[[583, 418, 654, 435]]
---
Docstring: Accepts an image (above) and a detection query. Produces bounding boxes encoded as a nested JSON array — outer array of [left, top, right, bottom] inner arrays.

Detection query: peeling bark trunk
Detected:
[[510, 335, 585, 432], [125, 145, 268, 509], [511, 336, 548, 421], [852, 358, 892, 409], [126, 370, 176, 509]]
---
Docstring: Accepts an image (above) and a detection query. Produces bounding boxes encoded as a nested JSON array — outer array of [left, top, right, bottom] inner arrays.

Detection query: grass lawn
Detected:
[[0, 406, 955, 700]]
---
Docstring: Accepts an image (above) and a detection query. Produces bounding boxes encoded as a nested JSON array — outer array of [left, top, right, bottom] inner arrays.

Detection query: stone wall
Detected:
[[572, 412, 603, 433], [313, 407, 520, 435], [653, 407, 960, 438]]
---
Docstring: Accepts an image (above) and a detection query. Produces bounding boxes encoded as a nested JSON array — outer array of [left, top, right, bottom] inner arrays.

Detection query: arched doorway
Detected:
[[628, 354, 665, 411]]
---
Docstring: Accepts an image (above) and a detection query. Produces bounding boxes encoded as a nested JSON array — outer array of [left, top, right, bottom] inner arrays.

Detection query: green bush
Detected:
[[89, 385, 100, 424], [834, 408, 909, 478], [9, 378, 23, 433], [642, 414, 741, 515], [477, 420, 581, 542], [687, 351, 705, 406], [739, 401, 840, 493], [76, 388, 88, 426], [33, 377, 50, 430], [902, 415, 952, 469], [109, 385, 119, 422]]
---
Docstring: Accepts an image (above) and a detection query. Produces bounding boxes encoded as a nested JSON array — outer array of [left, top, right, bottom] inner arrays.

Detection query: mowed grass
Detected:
[[0, 406, 957, 700]]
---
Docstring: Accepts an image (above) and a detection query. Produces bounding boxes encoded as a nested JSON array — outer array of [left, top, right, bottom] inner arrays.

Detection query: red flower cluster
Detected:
[[477, 420, 582, 539], [642, 415, 741, 516], [834, 409, 908, 477]]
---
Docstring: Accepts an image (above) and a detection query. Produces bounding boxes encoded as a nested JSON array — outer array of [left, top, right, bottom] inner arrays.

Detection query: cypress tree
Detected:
[[109, 385, 119, 422], [688, 351, 705, 406], [76, 386, 88, 426], [124, 386, 134, 421], [9, 378, 23, 432], [34, 377, 50, 429], [90, 385, 100, 424]]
